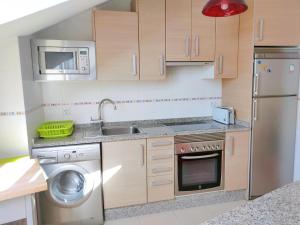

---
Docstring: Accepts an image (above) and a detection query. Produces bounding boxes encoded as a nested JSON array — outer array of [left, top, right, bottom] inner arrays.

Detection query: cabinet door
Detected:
[[215, 16, 239, 79], [225, 131, 250, 191], [191, 0, 215, 61], [166, 0, 191, 61], [254, 0, 300, 46], [139, 0, 166, 80], [102, 139, 147, 209], [94, 10, 139, 80]]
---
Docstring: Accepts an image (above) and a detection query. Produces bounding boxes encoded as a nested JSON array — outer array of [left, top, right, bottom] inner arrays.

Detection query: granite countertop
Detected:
[[32, 117, 250, 148], [200, 182, 300, 225]]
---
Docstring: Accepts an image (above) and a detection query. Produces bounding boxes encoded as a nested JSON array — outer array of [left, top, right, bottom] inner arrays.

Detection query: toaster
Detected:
[[212, 106, 235, 125]]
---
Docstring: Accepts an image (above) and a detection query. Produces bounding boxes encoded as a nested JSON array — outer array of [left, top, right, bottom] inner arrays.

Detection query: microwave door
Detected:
[[39, 47, 80, 74]]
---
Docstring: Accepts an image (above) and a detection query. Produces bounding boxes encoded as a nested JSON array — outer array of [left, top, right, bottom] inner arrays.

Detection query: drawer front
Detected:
[[147, 148, 174, 163], [147, 137, 174, 150], [148, 175, 174, 203], [147, 161, 174, 177]]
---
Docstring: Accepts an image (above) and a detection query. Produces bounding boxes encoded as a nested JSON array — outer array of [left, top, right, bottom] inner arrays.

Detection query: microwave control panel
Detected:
[[78, 48, 90, 74]]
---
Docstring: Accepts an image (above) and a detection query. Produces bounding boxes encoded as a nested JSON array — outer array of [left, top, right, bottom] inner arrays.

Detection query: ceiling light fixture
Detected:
[[202, 0, 248, 17]]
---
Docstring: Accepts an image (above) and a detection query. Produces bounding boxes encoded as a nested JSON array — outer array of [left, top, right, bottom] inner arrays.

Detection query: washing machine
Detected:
[[32, 144, 103, 225]]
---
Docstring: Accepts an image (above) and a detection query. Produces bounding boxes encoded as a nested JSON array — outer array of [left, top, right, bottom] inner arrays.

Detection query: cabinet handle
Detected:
[[185, 33, 190, 57], [152, 179, 173, 187], [253, 99, 258, 121], [151, 140, 173, 148], [152, 167, 173, 174], [151, 154, 173, 161], [195, 35, 199, 56], [218, 55, 223, 75], [226, 136, 234, 156], [253, 73, 259, 96], [258, 18, 264, 41], [160, 54, 165, 76], [132, 53, 137, 76], [140, 144, 145, 166]]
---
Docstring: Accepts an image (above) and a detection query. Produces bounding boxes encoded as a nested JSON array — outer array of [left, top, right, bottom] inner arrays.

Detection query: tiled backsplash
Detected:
[[40, 66, 222, 123]]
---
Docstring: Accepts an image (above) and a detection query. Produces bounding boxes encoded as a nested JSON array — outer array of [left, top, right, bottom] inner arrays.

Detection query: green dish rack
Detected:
[[37, 120, 74, 138]]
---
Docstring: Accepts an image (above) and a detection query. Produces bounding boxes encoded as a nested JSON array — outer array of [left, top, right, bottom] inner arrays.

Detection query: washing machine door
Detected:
[[46, 164, 94, 208]]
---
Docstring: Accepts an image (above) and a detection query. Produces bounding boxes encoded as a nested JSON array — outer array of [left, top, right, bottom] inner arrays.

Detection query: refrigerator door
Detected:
[[253, 59, 300, 97], [250, 96, 298, 198]]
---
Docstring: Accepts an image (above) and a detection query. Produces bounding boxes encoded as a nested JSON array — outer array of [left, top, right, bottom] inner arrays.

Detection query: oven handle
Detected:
[[181, 153, 219, 160]]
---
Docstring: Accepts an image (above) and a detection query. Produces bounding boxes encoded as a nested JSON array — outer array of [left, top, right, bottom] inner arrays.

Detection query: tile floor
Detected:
[[104, 200, 245, 225]]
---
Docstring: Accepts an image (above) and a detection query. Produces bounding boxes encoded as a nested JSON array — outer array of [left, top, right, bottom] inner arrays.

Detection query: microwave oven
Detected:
[[31, 39, 96, 81]]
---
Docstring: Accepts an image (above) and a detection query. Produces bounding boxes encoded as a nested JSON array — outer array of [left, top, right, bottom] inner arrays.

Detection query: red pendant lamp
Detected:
[[202, 0, 248, 17]]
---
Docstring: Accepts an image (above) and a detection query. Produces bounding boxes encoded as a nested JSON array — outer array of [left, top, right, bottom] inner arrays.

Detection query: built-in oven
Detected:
[[31, 39, 96, 81], [175, 133, 225, 196]]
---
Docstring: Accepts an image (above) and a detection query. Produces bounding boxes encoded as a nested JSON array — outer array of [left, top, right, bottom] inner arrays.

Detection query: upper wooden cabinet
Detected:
[[254, 0, 300, 46], [93, 10, 139, 80], [138, 0, 166, 80], [224, 131, 250, 191], [215, 16, 239, 79], [102, 139, 147, 209], [166, 0, 215, 62], [191, 0, 215, 61]]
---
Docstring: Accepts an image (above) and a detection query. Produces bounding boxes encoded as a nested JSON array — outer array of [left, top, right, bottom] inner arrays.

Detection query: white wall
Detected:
[[0, 38, 29, 158], [18, 36, 44, 150], [42, 66, 221, 123]]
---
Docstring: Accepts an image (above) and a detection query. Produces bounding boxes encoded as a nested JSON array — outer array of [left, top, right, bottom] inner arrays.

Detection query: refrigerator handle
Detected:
[[253, 99, 258, 121], [253, 73, 259, 96]]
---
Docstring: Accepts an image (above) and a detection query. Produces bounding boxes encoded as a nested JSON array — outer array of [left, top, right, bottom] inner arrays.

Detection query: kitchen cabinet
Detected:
[[254, 0, 300, 46], [224, 131, 250, 191], [147, 137, 175, 203], [166, 0, 215, 62], [215, 16, 239, 79], [102, 139, 147, 209], [93, 10, 139, 81], [138, 0, 166, 80], [191, 0, 215, 61]]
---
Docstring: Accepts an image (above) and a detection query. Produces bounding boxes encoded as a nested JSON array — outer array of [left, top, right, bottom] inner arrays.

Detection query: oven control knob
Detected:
[[195, 147, 199, 151], [190, 147, 195, 152], [64, 153, 71, 159], [202, 146, 206, 151], [180, 148, 185, 153], [211, 145, 216, 150], [216, 145, 220, 150], [207, 146, 211, 150]]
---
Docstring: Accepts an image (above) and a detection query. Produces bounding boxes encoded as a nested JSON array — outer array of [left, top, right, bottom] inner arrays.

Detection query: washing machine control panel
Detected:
[[32, 144, 100, 164], [58, 149, 100, 162]]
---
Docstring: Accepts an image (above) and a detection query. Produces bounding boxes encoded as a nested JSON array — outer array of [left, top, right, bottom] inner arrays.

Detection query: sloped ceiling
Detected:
[[0, 0, 110, 39]]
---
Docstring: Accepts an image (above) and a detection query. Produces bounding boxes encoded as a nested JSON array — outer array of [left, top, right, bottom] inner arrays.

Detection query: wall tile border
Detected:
[[0, 97, 222, 117]]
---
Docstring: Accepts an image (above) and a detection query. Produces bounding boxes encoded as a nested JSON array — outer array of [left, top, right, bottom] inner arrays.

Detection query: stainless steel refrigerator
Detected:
[[250, 47, 300, 198]]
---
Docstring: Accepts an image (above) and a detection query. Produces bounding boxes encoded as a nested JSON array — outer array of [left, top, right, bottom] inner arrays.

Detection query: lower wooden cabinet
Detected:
[[102, 137, 175, 209], [102, 139, 147, 209], [146, 137, 175, 203], [224, 131, 250, 191], [147, 175, 174, 203]]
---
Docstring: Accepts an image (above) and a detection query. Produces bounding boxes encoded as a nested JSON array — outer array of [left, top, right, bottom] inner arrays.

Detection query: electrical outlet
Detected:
[[63, 108, 71, 116]]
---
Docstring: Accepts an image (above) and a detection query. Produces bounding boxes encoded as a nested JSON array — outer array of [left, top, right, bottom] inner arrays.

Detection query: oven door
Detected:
[[176, 151, 222, 194], [39, 47, 80, 74]]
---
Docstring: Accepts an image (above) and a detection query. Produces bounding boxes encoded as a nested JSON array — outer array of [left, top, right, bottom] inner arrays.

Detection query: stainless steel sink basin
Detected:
[[101, 126, 141, 136]]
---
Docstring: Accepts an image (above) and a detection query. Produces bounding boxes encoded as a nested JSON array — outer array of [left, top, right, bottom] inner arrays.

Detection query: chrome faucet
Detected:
[[91, 98, 117, 125]]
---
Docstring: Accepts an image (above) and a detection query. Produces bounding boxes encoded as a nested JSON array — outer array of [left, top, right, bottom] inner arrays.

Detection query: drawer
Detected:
[[148, 175, 174, 203], [147, 161, 174, 177], [147, 137, 174, 150], [147, 149, 174, 163]]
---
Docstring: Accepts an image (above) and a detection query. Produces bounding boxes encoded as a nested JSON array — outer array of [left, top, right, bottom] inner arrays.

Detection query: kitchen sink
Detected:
[[101, 126, 141, 136]]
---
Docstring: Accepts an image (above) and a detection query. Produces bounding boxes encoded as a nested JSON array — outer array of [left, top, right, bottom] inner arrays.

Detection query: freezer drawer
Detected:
[[254, 59, 300, 97], [250, 96, 298, 197]]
